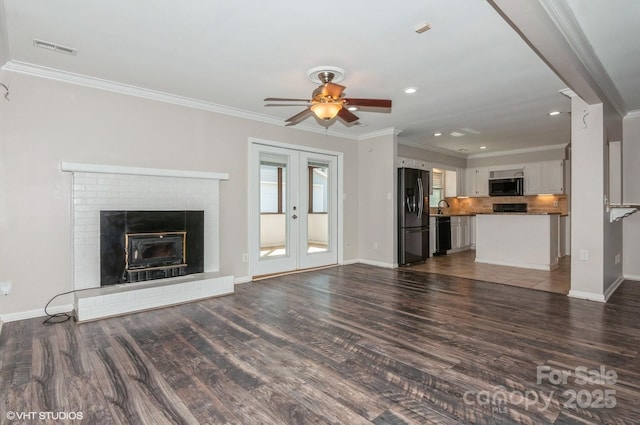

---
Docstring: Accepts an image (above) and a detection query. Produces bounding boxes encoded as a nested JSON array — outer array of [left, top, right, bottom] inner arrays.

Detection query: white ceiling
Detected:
[[0, 0, 637, 156]]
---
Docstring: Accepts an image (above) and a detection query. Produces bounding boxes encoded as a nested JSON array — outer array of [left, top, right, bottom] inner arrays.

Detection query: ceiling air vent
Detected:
[[33, 39, 77, 56]]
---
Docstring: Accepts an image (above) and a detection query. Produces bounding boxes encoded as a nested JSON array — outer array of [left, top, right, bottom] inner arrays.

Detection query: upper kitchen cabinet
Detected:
[[444, 169, 458, 197], [397, 156, 429, 170], [465, 167, 489, 197], [524, 163, 541, 195], [524, 161, 564, 195], [541, 160, 565, 194]]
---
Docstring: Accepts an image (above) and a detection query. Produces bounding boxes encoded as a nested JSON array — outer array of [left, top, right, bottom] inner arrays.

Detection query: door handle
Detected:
[[292, 214, 298, 219]]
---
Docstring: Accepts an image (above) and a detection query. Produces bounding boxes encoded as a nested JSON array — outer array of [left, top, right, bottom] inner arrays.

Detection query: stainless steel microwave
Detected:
[[489, 177, 524, 196]]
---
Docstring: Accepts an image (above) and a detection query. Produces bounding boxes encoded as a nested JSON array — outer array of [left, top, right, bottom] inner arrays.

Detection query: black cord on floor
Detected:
[[43, 287, 96, 325]]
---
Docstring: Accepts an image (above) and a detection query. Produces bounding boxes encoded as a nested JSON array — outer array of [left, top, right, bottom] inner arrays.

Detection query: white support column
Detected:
[[568, 96, 606, 301]]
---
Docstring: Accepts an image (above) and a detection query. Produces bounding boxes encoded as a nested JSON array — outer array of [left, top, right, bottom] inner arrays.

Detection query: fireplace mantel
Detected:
[[60, 162, 229, 181]]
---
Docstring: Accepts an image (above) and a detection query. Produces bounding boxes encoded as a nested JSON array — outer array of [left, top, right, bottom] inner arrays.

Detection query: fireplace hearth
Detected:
[[100, 211, 204, 286]]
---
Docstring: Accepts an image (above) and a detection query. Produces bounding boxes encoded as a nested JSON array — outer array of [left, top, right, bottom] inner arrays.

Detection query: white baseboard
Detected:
[[0, 304, 74, 323], [357, 259, 397, 268], [603, 276, 625, 301], [568, 290, 606, 303], [569, 276, 625, 303], [234, 276, 252, 285], [341, 259, 360, 265], [623, 274, 640, 282]]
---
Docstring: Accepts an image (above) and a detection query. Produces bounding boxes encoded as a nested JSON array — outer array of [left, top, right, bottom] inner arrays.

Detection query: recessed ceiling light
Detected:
[[433, 132, 442, 137], [548, 111, 561, 116], [347, 106, 358, 111], [404, 87, 417, 94], [458, 148, 468, 152], [480, 146, 487, 150]]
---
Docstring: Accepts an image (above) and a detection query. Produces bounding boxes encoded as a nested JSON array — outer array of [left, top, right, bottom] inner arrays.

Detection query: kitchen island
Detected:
[[475, 213, 560, 270]]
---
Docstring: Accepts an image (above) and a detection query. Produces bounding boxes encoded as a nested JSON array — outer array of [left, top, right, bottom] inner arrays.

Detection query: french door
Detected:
[[250, 142, 339, 277]]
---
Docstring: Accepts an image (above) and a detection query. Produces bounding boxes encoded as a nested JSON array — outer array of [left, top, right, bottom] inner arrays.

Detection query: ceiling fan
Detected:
[[264, 67, 392, 127]]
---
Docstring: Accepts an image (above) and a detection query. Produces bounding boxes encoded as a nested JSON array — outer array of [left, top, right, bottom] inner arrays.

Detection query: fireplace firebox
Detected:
[[100, 211, 204, 286]]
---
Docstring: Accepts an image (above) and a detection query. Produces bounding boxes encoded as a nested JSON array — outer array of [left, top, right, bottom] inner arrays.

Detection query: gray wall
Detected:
[[0, 71, 368, 316], [397, 142, 466, 168]]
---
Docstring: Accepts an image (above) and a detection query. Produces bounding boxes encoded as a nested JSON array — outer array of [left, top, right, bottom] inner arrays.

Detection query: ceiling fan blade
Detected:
[[321, 82, 345, 100], [264, 97, 311, 102], [343, 98, 392, 110], [285, 108, 312, 126], [337, 108, 359, 123]]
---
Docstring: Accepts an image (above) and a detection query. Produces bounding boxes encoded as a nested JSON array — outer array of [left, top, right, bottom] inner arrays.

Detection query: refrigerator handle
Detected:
[[417, 177, 423, 218]]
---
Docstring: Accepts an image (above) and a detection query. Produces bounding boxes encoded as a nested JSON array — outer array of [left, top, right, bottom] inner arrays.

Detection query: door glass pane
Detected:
[[307, 161, 329, 254], [260, 156, 287, 258]]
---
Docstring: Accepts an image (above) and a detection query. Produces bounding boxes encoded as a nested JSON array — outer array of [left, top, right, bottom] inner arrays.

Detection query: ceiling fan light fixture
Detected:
[[311, 102, 342, 120]]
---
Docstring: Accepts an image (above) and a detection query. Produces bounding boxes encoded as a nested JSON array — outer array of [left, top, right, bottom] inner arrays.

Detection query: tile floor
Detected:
[[409, 250, 571, 294]]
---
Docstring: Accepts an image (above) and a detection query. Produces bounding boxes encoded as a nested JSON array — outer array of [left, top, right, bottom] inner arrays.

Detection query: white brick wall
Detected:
[[71, 172, 220, 290]]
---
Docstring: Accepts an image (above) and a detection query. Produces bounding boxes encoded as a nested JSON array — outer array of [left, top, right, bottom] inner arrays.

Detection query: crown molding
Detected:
[[539, 0, 628, 117], [358, 127, 402, 140], [626, 109, 640, 119], [559, 88, 577, 98], [467, 143, 568, 159], [1, 60, 363, 140], [397, 138, 468, 159]]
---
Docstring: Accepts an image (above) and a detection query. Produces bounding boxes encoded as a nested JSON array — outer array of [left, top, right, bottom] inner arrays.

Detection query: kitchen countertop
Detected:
[[430, 213, 476, 217], [431, 212, 567, 216], [476, 212, 562, 215]]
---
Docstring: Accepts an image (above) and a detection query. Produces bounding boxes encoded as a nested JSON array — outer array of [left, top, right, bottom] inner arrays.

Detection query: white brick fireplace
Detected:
[[61, 162, 233, 321]]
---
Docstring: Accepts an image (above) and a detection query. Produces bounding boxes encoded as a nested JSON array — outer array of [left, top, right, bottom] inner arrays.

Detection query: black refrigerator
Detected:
[[398, 167, 430, 265]]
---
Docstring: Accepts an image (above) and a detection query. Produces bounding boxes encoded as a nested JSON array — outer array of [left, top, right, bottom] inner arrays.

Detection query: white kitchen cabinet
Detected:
[[449, 216, 471, 252], [450, 217, 460, 250], [524, 161, 564, 195], [429, 217, 436, 257], [524, 162, 541, 195], [397, 157, 428, 170], [456, 167, 466, 197], [465, 167, 489, 197], [444, 170, 458, 197], [540, 160, 564, 194], [470, 216, 476, 249], [459, 217, 470, 248]]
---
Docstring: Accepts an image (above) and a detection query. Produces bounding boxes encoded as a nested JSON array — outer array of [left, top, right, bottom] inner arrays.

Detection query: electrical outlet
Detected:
[[242, 253, 248, 263], [0, 281, 11, 295], [553, 201, 558, 207], [615, 253, 621, 265], [373, 242, 378, 250]]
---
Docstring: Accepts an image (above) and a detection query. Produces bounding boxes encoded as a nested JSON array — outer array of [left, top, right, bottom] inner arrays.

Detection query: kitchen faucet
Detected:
[[437, 199, 450, 215]]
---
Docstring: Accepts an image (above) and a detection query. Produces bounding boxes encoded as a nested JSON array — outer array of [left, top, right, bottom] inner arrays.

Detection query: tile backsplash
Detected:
[[435, 195, 568, 215]]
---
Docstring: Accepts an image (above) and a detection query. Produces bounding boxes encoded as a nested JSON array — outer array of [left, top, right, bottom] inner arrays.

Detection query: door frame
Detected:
[[248, 138, 344, 277]]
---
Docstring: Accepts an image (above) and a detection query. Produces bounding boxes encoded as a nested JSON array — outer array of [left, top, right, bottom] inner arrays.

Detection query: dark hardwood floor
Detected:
[[2, 264, 640, 424]]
